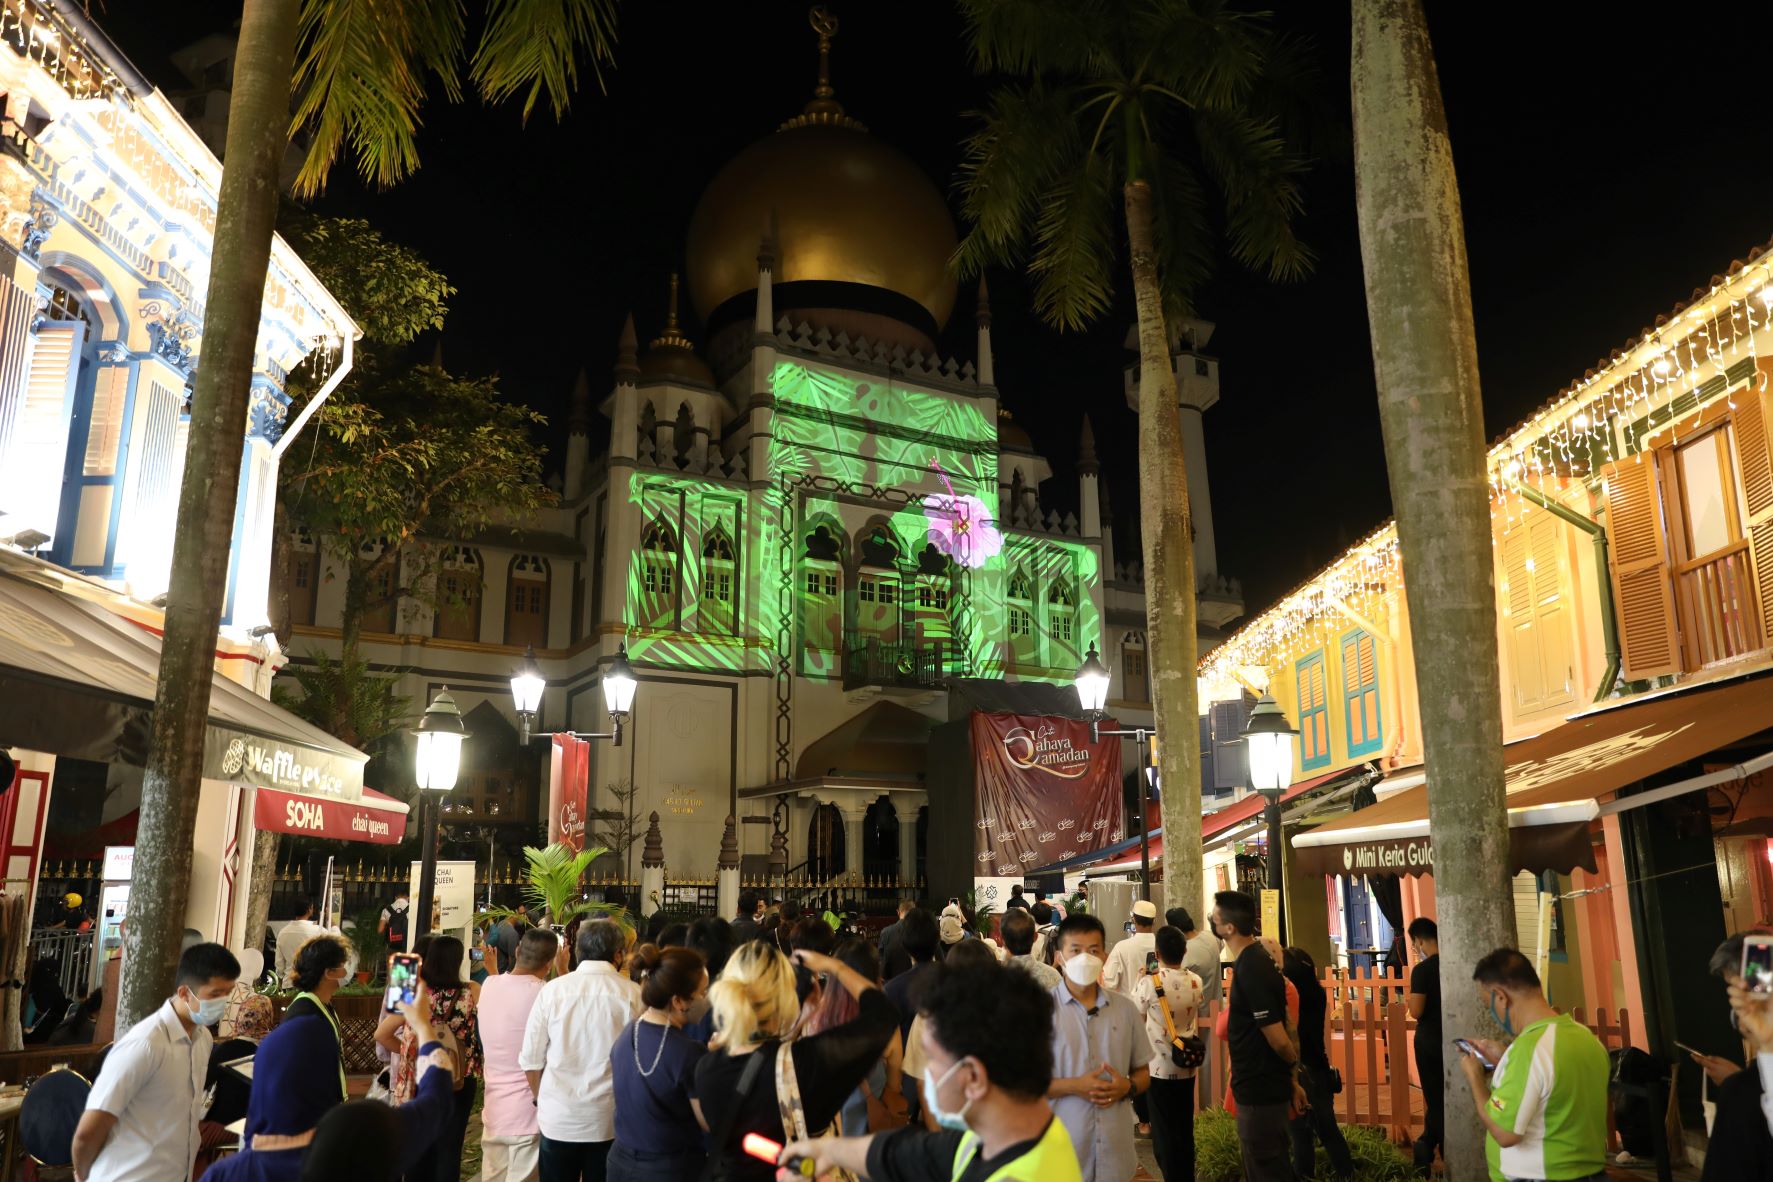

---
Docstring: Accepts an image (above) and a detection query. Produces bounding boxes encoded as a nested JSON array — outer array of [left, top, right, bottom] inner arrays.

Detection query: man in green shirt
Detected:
[[1457, 948, 1609, 1182]]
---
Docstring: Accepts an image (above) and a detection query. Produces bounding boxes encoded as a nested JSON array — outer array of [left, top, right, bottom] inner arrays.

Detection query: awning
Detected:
[[1026, 764, 1373, 877], [254, 786, 410, 845], [1291, 674, 1773, 877], [0, 558, 367, 797]]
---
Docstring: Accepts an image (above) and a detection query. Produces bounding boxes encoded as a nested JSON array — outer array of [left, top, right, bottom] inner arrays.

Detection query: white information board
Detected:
[[407, 860, 477, 949]]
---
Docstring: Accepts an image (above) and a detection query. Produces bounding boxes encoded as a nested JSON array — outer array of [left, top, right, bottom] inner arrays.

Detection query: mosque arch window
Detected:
[[434, 546, 483, 642], [289, 525, 318, 627], [854, 526, 902, 643], [360, 538, 400, 634], [700, 524, 737, 634], [1007, 566, 1038, 666], [801, 524, 844, 657], [1121, 633, 1149, 703], [912, 544, 954, 651], [506, 554, 551, 647], [639, 520, 679, 629], [1046, 578, 1079, 667]]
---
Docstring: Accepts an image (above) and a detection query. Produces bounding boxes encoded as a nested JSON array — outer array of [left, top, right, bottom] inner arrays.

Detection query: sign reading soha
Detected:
[[971, 712, 1123, 877]]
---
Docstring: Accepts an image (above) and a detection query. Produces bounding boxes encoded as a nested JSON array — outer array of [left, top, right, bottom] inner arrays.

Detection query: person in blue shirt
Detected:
[[609, 945, 709, 1182]]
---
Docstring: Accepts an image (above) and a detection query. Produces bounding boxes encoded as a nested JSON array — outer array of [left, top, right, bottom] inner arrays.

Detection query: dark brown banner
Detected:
[[971, 712, 1123, 877], [1292, 821, 1596, 879]]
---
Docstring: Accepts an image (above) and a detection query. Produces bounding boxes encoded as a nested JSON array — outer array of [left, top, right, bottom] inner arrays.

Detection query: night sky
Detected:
[[98, 1, 1773, 617]]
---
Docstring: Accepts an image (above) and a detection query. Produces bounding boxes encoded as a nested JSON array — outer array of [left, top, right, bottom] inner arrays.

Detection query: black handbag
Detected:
[[1150, 969, 1208, 1070]]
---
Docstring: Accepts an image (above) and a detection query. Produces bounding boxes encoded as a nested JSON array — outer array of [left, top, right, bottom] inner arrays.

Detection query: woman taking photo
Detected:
[[377, 934, 482, 1182], [692, 942, 895, 1182], [609, 944, 710, 1181]]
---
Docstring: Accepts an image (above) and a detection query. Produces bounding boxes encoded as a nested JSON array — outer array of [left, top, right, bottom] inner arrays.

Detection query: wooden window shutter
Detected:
[[1737, 361, 1773, 634], [1603, 457, 1680, 678]]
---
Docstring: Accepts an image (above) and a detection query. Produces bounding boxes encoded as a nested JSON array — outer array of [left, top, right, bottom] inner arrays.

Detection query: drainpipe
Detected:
[[1509, 483, 1622, 702]]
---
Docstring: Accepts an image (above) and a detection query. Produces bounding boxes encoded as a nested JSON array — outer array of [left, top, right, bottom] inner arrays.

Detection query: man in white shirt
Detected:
[[1102, 899, 1158, 994], [519, 920, 640, 1182], [72, 942, 240, 1182], [273, 898, 326, 985]]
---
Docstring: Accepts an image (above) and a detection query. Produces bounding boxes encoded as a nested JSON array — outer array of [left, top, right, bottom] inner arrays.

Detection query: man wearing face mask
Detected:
[[775, 959, 1081, 1181], [1044, 914, 1151, 1182], [72, 942, 240, 1182], [1457, 948, 1607, 1182]]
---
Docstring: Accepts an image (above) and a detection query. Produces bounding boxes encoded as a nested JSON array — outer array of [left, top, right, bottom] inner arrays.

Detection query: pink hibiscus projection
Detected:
[[926, 492, 1003, 568]]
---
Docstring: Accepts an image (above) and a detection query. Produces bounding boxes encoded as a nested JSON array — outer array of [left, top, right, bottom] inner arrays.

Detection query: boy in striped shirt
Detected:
[[1458, 948, 1609, 1182]]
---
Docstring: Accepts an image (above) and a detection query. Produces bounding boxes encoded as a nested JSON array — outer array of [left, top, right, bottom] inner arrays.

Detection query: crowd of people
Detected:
[[67, 882, 1773, 1182]]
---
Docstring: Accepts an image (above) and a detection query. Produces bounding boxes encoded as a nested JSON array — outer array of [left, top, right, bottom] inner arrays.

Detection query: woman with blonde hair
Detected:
[[692, 940, 895, 1181]]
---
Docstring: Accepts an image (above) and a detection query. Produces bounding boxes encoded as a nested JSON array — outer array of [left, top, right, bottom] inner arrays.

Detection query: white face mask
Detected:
[[922, 1058, 974, 1131], [183, 989, 227, 1026], [1063, 952, 1104, 987]]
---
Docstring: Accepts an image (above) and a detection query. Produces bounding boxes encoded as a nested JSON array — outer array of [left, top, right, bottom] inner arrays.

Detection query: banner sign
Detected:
[[1292, 824, 1594, 879], [253, 786, 406, 845], [971, 712, 1123, 876], [548, 734, 590, 851], [206, 729, 357, 798], [407, 859, 477, 947]]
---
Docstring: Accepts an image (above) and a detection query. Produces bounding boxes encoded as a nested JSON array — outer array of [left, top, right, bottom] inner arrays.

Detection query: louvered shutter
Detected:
[[1211, 698, 1249, 790], [1198, 713, 1217, 797], [2, 323, 82, 539], [1603, 456, 1680, 679], [1501, 530, 1544, 708], [1736, 361, 1773, 637]]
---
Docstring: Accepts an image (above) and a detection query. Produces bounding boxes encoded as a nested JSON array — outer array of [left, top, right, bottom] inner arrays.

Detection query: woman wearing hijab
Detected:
[[201, 989, 456, 1182]]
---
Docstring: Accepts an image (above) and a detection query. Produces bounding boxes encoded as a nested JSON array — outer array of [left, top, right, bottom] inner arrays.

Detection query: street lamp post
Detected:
[[1074, 644, 1158, 901], [1241, 692, 1299, 944], [512, 643, 638, 746], [413, 687, 469, 944]]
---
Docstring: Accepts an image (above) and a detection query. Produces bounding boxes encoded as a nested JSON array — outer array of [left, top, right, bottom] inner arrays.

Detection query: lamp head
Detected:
[[1073, 643, 1111, 715], [602, 644, 637, 719], [511, 646, 545, 740], [414, 686, 469, 793], [1240, 692, 1298, 795]]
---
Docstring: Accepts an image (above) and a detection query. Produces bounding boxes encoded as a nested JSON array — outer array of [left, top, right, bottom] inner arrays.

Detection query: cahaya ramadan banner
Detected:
[[971, 712, 1123, 877]]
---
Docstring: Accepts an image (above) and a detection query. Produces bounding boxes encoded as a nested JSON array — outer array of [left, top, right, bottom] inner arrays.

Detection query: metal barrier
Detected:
[[28, 928, 94, 999]]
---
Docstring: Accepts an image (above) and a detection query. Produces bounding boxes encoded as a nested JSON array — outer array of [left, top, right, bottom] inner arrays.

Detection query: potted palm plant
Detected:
[[477, 842, 628, 965]]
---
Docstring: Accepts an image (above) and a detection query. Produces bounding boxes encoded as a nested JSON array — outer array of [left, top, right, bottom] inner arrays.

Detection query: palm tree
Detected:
[[1350, 1, 1513, 1175], [952, 0, 1314, 922], [122, 0, 619, 1030]]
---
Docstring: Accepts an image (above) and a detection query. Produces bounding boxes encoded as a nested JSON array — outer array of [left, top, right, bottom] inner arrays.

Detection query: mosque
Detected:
[[289, 13, 1245, 882]]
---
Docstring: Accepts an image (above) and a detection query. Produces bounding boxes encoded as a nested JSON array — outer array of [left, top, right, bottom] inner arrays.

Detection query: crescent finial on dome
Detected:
[[782, 6, 866, 132]]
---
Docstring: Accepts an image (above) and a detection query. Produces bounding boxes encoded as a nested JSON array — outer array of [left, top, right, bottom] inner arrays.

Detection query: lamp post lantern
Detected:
[[1074, 643, 1156, 901], [511, 644, 638, 748], [1240, 692, 1298, 943], [413, 687, 469, 943]]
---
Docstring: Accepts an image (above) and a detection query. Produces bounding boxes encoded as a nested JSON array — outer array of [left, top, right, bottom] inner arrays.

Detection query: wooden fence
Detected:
[[1191, 966, 1634, 1147]]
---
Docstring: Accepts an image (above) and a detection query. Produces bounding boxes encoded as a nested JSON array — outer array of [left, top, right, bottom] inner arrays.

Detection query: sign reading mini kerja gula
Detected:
[[970, 712, 1123, 876]]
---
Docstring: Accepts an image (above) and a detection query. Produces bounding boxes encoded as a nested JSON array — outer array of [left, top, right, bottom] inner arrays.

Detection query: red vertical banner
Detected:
[[971, 712, 1123, 875], [548, 735, 590, 851]]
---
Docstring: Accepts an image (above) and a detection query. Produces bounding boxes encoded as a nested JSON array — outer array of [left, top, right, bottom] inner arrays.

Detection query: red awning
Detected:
[[254, 786, 410, 845]]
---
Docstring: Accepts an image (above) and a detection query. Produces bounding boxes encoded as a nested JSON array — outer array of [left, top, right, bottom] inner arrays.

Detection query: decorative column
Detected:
[[898, 808, 919, 892], [975, 278, 995, 388], [839, 801, 869, 886], [716, 814, 740, 920], [639, 810, 665, 918]]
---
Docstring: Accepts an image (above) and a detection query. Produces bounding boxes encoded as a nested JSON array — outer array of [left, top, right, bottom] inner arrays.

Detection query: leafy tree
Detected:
[[1351, 1, 1512, 1174], [125, 0, 617, 1030], [952, 0, 1315, 922]]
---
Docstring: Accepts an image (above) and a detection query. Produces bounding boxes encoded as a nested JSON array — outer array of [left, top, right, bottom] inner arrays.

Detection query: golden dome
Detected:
[[684, 10, 958, 336]]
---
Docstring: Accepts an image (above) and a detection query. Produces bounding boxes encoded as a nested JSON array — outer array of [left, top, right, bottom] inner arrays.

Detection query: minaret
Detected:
[[975, 278, 995, 388], [1077, 415, 1100, 541], [611, 313, 639, 461], [1099, 479, 1117, 575], [564, 369, 592, 498], [755, 220, 776, 340]]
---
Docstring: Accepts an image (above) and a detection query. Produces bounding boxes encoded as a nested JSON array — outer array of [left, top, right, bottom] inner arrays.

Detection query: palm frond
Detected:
[[290, 0, 465, 196], [1191, 108, 1313, 282], [1028, 156, 1118, 332], [956, 0, 1104, 76], [472, 0, 619, 121], [1136, 0, 1269, 111], [952, 83, 1085, 278], [520, 840, 610, 920]]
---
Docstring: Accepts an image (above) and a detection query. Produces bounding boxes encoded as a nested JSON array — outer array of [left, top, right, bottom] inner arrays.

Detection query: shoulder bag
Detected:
[[1149, 967, 1206, 1071]]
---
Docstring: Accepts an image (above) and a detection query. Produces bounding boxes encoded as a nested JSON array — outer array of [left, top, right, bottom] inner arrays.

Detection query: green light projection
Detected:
[[616, 359, 1102, 739]]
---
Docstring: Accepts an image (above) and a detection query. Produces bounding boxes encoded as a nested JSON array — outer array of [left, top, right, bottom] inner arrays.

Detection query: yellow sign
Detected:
[[1260, 888, 1281, 938]]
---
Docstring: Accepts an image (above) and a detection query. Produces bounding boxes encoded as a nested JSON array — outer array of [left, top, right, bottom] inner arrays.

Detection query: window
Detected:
[[1007, 566, 1037, 665], [639, 520, 678, 629], [801, 559, 841, 652], [1122, 642, 1148, 703], [434, 547, 482, 642], [1047, 579, 1078, 658], [360, 539, 398, 634], [288, 526, 317, 627], [1667, 424, 1762, 667], [805, 571, 837, 597], [1009, 607, 1033, 636], [701, 525, 736, 633], [1501, 514, 1576, 714], [1297, 651, 1329, 770], [917, 585, 948, 609], [505, 554, 549, 647], [1341, 629, 1382, 756]]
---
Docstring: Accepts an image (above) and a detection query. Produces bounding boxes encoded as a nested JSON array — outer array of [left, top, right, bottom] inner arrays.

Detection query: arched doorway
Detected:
[[806, 803, 845, 881]]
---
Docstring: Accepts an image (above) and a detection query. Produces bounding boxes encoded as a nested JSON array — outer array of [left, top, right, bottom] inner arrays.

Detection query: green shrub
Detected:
[[1193, 1109, 1416, 1181]]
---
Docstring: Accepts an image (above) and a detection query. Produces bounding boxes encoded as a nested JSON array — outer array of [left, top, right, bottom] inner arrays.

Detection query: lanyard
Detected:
[[293, 992, 348, 1099]]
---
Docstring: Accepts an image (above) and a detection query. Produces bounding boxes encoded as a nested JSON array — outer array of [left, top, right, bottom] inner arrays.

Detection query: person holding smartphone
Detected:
[[1458, 949, 1608, 1182]]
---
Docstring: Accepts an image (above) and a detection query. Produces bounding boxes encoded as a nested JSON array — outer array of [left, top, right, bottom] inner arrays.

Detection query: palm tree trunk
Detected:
[[1351, 2, 1515, 1176], [118, 0, 301, 1030], [1124, 180, 1203, 923]]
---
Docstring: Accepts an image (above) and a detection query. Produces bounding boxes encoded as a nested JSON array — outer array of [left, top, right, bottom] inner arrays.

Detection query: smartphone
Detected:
[[385, 952, 420, 1013], [1124, 920, 1137, 936], [1674, 1040, 1705, 1057], [1452, 1038, 1496, 1071], [1743, 935, 1773, 994], [1145, 951, 1160, 975]]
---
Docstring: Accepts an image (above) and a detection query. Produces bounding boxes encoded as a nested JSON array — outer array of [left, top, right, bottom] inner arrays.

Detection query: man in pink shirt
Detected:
[[477, 927, 558, 1182]]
